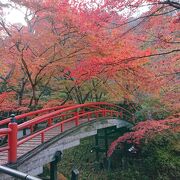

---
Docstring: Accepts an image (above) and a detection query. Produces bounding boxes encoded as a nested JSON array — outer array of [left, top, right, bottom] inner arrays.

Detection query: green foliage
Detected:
[[135, 97, 171, 121], [55, 131, 179, 180], [141, 132, 180, 179], [109, 131, 180, 180], [58, 137, 98, 179]]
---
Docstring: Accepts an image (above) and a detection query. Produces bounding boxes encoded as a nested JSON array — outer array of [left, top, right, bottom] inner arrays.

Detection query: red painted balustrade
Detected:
[[0, 102, 134, 164]]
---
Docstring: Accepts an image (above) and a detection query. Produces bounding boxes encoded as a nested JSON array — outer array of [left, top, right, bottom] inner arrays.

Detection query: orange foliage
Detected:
[[0, 0, 179, 109], [108, 115, 180, 157]]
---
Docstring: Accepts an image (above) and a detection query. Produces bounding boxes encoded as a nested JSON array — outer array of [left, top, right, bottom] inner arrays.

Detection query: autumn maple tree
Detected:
[[0, 0, 179, 114], [108, 113, 180, 157]]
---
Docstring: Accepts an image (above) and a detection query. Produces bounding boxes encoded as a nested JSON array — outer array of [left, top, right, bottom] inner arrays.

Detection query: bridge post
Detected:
[[30, 125, 34, 134], [95, 111, 99, 118], [61, 114, 65, 121], [50, 151, 62, 180], [75, 112, 79, 126], [60, 123, 64, 132], [119, 111, 123, 119], [71, 169, 79, 180], [102, 109, 106, 117], [95, 134, 100, 161], [116, 112, 119, 118], [8, 114, 18, 164], [48, 118, 52, 127], [23, 117, 27, 136], [87, 113, 90, 121]]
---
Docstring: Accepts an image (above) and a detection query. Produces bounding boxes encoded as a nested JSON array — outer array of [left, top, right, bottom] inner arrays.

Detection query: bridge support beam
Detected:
[[50, 161, 57, 180], [95, 134, 99, 161], [50, 151, 62, 180]]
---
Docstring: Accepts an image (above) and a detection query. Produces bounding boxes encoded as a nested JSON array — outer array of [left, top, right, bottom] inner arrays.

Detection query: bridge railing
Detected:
[[0, 128, 11, 152], [16, 109, 121, 154], [0, 104, 72, 127], [17, 102, 131, 133], [0, 102, 134, 164], [0, 104, 72, 144]]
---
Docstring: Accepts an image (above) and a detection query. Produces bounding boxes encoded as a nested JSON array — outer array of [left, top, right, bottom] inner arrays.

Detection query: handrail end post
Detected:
[[8, 115, 18, 164]]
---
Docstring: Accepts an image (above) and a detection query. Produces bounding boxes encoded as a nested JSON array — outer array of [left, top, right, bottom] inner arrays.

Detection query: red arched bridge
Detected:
[[0, 102, 134, 168]]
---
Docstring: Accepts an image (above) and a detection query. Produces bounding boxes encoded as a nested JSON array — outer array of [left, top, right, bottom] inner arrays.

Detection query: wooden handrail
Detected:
[[0, 104, 72, 126], [17, 102, 130, 130], [17, 110, 111, 146], [0, 102, 133, 164]]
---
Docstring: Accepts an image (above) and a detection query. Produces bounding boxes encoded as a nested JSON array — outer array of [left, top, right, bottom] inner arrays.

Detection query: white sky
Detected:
[[1, 0, 149, 25], [5, 9, 26, 25], [1, 0, 26, 25]]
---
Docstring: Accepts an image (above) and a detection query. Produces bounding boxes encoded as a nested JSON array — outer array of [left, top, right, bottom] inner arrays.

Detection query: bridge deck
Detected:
[[0, 118, 88, 165]]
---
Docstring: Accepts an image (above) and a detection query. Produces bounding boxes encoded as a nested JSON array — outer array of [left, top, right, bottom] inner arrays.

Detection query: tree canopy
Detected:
[[0, 0, 179, 112]]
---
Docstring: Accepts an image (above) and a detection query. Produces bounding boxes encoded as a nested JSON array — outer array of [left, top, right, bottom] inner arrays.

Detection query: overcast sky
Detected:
[[1, 0, 149, 25], [1, 0, 26, 25]]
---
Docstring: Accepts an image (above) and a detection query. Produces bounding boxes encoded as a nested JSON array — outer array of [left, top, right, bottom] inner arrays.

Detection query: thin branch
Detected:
[[104, 49, 180, 66]]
